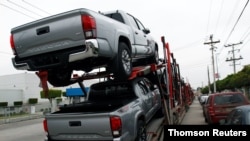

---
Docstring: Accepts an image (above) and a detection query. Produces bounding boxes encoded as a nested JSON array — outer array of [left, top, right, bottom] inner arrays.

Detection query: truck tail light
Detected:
[[10, 34, 16, 55], [43, 119, 48, 132], [110, 116, 122, 137], [208, 106, 215, 116], [81, 15, 96, 39]]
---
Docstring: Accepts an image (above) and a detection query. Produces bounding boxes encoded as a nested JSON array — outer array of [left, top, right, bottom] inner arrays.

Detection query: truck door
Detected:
[[127, 14, 151, 57], [135, 80, 153, 120]]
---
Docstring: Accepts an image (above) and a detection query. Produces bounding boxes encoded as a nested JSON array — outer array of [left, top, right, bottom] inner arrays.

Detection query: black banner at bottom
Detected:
[[164, 125, 250, 138]]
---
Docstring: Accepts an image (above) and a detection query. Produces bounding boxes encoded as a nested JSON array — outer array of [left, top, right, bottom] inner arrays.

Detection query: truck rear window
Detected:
[[105, 13, 125, 23], [214, 94, 245, 105], [88, 83, 135, 101]]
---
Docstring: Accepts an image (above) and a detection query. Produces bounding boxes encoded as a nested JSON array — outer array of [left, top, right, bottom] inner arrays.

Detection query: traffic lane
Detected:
[[0, 118, 46, 141], [181, 98, 207, 125]]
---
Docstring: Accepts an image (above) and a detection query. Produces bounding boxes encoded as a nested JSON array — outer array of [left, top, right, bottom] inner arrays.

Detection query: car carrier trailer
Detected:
[[36, 36, 194, 141]]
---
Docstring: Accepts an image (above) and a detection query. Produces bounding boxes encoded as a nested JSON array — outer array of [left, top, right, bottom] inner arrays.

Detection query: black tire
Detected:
[[152, 47, 159, 64], [47, 69, 73, 87], [205, 117, 208, 123], [47, 136, 54, 141], [135, 120, 147, 141], [155, 106, 164, 118], [113, 42, 132, 80]]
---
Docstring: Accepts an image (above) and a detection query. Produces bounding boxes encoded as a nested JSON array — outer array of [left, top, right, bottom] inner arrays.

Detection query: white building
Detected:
[[0, 72, 99, 107]]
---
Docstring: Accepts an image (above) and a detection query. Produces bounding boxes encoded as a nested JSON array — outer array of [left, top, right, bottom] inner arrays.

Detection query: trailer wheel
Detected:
[[47, 69, 73, 87], [135, 120, 147, 141], [112, 42, 132, 80]]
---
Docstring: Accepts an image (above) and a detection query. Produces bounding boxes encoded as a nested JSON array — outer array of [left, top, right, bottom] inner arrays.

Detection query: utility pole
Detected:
[[215, 53, 220, 81], [204, 34, 220, 93], [224, 42, 243, 74], [207, 66, 211, 94]]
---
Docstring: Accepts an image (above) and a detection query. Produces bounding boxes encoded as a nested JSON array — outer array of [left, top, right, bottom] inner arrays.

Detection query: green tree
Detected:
[[40, 89, 62, 99], [201, 65, 250, 92]]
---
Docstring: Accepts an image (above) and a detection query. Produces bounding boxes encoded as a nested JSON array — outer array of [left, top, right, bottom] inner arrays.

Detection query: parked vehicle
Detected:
[[10, 8, 159, 87], [200, 95, 209, 117], [220, 104, 250, 125], [43, 76, 163, 141], [199, 95, 208, 105], [204, 92, 250, 124]]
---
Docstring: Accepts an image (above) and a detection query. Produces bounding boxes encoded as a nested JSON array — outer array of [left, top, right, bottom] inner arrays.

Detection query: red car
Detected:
[[204, 92, 250, 125]]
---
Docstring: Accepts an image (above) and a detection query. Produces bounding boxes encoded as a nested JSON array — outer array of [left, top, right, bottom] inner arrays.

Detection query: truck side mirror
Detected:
[[143, 28, 150, 34], [150, 84, 158, 91]]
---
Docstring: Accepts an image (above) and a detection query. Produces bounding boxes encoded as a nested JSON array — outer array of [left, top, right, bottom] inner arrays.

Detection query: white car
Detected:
[[199, 95, 208, 104]]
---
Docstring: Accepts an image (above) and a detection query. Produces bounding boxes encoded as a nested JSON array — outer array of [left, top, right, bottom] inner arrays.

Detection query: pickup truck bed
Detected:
[[56, 98, 136, 113]]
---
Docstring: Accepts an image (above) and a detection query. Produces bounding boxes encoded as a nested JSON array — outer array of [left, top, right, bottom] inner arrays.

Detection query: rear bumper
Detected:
[[12, 39, 99, 71], [44, 131, 130, 141], [209, 115, 227, 124], [45, 136, 126, 141]]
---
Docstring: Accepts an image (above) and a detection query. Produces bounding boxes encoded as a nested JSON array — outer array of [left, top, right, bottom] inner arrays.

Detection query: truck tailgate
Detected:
[[11, 9, 86, 58], [46, 113, 113, 140]]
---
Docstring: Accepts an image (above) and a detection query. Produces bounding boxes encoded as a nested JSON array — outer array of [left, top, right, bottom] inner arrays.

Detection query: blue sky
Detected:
[[1, 0, 250, 89]]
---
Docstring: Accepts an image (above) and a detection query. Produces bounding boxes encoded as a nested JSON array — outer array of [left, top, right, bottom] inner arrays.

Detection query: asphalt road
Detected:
[[0, 118, 45, 141], [0, 97, 206, 141]]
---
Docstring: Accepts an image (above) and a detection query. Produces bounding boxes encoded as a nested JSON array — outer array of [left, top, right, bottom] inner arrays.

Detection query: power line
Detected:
[[6, 0, 43, 18], [220, 1, 240, 43], [224, 42, 243, 74], [206, 0, 213, 35], [217, 0, 249, 68], [0, 3, 36, 19], [240, 25, 250, 41], [214, 0, 224, 35], [217, 1, 240, 55], [22, 0, 51, 15], [224, 0, 249, 44], [171, 38, 203, 52]]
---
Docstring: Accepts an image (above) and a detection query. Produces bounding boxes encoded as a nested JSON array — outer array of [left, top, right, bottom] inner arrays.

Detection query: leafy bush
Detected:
[[28, 98, 38, 104], [40, 89, 62, 99]]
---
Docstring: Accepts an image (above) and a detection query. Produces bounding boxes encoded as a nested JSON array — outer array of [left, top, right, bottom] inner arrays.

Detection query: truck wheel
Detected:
[[205, 117, 208, 123], [113, 42, 132, 80], [48, 69, 73, 87], [155, 106, 164, 118], [135, 120, 147, 141], [152, 47, 159, 64]]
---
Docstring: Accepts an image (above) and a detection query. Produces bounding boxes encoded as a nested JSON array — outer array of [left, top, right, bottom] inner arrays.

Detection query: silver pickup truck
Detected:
[[10, 8, 159, 87], [43, 77, 163, 141]]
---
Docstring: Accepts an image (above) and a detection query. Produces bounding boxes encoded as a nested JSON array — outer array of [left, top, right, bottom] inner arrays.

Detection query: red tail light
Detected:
[[208, 106, 215, 116], [81, 15, 96, 39], [43, 119, 48, 132], [110, 116, 122, 137], [10, 34, 16, 55]]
